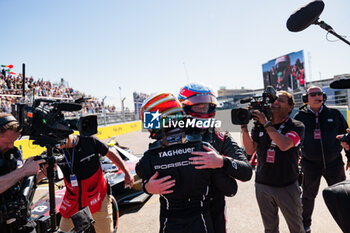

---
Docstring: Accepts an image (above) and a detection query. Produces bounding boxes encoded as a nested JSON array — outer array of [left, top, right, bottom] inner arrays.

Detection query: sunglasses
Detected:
[[308, 92, 323, 97]]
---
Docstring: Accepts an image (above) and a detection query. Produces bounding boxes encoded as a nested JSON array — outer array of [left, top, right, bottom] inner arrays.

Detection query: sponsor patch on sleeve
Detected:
[[286, 131, 301, 147], [216, 132, 226, 141]]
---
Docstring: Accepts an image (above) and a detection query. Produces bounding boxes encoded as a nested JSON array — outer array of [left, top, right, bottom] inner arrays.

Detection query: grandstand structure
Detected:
[[217, 74, 350, 110], [0, 71, 136, 125]]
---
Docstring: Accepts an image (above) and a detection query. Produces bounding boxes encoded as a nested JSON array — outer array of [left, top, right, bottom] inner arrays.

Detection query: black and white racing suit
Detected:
[[203, 130, 253, 233], [136, 134, 237, 233]]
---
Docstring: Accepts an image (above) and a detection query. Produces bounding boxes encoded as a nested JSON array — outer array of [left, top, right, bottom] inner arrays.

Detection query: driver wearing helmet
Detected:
[[136, 93, 238, 233], [144, 84, 253, 233]]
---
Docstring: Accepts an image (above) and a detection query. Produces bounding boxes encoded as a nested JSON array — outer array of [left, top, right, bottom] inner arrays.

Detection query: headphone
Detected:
[[302, 92, 327, 104], [0, 115, 18, 127]]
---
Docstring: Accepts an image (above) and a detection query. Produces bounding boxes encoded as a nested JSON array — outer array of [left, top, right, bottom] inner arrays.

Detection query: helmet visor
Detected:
[[185, 103, 216, 119], [183, 95, 217, 106]]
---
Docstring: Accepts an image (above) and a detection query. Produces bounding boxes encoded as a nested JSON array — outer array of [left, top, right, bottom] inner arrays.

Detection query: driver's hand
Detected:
[[144, 172, 175, 194], [190, 145, 224, 169]]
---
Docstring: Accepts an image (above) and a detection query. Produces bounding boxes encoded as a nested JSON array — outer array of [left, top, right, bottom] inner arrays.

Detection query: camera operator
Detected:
[[0, 113, 46, 233], [241, 91, 305, 233], [57, 134, 134, 233], [136, 93, 238, 233], [294, 86, 349, 232]]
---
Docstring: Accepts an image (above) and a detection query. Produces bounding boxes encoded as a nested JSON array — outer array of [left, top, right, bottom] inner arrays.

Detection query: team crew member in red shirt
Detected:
[[58, 134, 134, 233], [242, 91, 305, 233]]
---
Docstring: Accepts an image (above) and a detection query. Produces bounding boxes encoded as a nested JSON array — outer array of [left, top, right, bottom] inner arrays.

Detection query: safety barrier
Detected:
[[15, 121, 142, 159]]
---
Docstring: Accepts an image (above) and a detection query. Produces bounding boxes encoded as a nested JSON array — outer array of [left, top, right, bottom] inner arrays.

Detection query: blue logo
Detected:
[[143, 110, 161, 129]]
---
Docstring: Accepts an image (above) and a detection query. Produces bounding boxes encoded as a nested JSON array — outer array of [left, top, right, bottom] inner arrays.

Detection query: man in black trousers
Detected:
[[294, 86, 350, 233]]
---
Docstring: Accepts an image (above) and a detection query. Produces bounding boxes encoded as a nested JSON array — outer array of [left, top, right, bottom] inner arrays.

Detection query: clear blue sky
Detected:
[[1, 0, 349, 110]]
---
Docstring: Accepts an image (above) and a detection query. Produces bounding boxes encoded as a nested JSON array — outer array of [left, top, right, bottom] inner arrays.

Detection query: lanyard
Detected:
[[62, 137, 76, 174], [315, 112, 319, 129]]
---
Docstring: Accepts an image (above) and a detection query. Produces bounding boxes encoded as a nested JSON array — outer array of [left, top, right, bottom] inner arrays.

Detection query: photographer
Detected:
[[57, 134, 134, 233], [294, 86, 349, 232], [0, 113, 46, 233], [241, 91, 305, 233], [136, 93, 238, 233]]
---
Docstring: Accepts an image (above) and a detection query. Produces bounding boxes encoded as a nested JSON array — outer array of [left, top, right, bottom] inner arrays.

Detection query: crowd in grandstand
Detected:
[[0, 71, 116, 114]]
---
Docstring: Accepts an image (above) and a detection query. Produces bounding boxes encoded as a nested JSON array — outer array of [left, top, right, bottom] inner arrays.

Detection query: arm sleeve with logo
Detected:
[[210, 169, 238, 197], [135, 151, 154, 195], [91, 136, 109, 156], [216, 132, 252, 182], [285, 131, 301, 147], [287, 120, 305, 147]]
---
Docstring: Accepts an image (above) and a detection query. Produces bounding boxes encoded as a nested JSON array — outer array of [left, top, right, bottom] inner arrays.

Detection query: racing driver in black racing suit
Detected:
[[140, 84, 253, 233], [136, 93, 238, 233], [179, 83, 253, 233]]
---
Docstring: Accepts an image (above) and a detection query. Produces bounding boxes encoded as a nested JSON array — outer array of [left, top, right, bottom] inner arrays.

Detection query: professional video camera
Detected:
[[0, 176, 37, 232], [0, 148, 37, 232], [231, 86, 277, 125], [11, 98, 97, 147]]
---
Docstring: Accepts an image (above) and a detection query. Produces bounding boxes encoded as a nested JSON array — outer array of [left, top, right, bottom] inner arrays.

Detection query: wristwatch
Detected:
[[264, 121, 272, 129]]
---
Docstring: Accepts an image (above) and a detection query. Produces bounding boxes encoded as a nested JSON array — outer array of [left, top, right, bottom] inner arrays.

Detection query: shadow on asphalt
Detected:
[[119, 195, 152, 217]]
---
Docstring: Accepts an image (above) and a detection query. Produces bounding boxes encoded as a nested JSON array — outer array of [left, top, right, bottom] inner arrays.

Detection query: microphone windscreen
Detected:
[[330, 79, 350, 89], [286, 0, 325, 32]]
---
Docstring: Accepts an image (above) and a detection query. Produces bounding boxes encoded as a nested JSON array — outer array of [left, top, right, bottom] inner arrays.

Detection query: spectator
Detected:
[[0, 73, 117, 114]]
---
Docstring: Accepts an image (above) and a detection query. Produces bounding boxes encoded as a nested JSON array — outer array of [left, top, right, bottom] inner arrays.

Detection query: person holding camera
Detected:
[[136, 93, 238, 233], [241, 91, 305, 233], [57, 134, 134, 233], [0, 113, 46, 233], [294, 86, 349, 233]]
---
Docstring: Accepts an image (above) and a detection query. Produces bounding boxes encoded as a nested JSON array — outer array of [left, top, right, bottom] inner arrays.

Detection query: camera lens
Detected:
[[231, 108, 251, 125]]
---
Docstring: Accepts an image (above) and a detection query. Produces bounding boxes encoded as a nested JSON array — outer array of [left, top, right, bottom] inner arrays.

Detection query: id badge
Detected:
[[70, 174, 78, 187], [314, 129, 321, 139], [266, 149, 275, 164]]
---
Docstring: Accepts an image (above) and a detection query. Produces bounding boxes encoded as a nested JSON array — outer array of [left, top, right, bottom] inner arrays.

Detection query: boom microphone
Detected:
[[286, 0, 325, 32], [330, 79, 350, 89], [55, 103, 82, 111]]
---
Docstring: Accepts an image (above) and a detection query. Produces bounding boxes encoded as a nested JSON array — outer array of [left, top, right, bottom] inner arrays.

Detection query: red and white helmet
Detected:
[[140, 93, 184, 137], [178, 83, 217, 119]]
